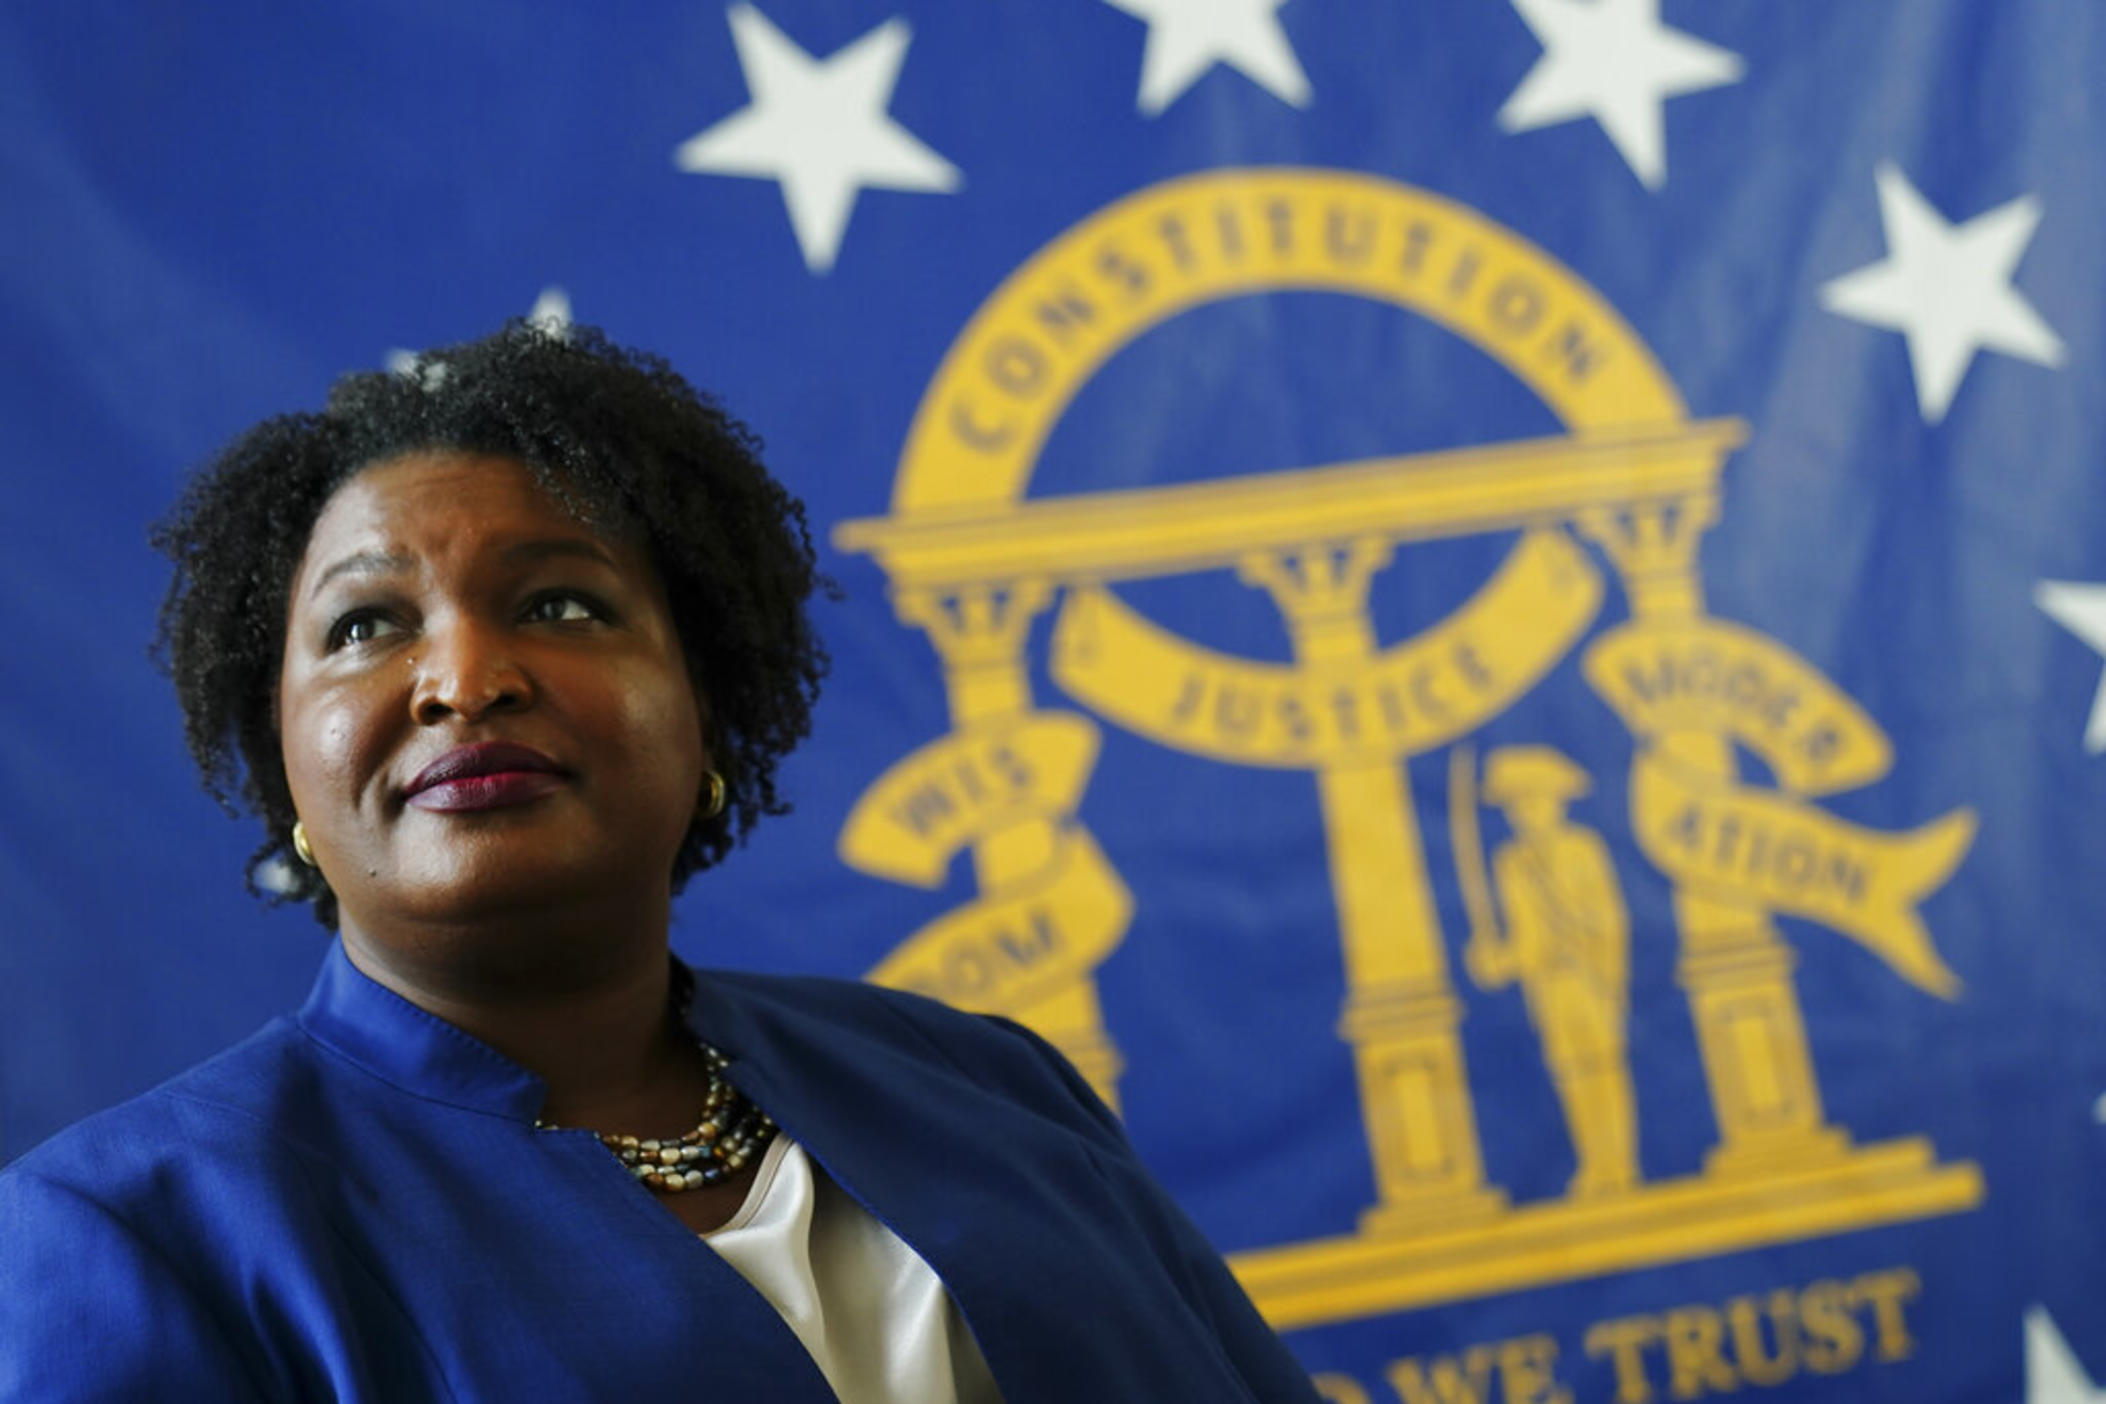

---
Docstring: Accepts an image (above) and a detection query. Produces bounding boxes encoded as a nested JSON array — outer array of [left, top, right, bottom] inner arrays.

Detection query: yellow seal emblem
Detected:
[[835, 168, 1980, 1329]]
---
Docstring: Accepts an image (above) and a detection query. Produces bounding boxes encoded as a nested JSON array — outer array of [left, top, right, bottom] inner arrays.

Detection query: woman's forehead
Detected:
[[294, 450, 640, 592]]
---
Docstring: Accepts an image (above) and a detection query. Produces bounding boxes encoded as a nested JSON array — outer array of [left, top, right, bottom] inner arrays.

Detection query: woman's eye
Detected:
[[525, 592, 602, 624], [327, 611, 401, 650]]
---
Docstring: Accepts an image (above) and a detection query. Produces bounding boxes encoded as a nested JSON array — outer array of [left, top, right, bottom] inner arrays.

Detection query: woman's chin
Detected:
[[356, 841, 669, 929]]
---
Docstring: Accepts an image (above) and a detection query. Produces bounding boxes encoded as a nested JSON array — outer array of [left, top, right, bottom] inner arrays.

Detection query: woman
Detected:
[[0, 323, 1318, 1402]]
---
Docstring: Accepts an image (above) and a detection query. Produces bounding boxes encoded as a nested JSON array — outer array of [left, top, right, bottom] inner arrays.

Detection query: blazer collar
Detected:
[[294, 943, 790, 1125], [296, 941, 546, 1121]]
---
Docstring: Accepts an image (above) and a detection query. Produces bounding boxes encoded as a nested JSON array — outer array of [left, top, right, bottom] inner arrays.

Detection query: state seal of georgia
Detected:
[[834, 168, 1980, 1329]]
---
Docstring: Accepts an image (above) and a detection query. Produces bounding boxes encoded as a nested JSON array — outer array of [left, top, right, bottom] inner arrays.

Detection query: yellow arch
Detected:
[[894, 167, 1685, 513]]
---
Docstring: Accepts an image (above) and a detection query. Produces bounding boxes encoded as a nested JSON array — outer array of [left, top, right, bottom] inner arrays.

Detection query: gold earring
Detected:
[[292, 821, 318, 868], [699, 771, 727, 821]]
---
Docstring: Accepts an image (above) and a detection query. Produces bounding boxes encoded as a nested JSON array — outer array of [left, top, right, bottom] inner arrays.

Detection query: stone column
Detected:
[[1241, 543, 1504, 1233], [895, 582, 1125, 1106], [1576, 500, 1846, 1175]]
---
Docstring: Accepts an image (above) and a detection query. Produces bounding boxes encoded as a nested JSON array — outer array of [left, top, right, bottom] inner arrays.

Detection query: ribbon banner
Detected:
[[842, 712, 1131, 1019], [862, 826, 1132, 1016], [1053, 529, 1603, 767], [1630, 752, 1975, 998], [1594, 615, 1975, 997], [838, 713, 1100, 888], [1585, 620, 1892, 795]]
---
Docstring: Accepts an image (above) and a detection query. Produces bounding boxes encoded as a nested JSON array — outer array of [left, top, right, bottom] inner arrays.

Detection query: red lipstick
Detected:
[[405, 743, 566, 812]]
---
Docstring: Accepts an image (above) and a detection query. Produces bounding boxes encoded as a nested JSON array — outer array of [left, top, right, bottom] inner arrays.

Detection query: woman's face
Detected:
[[278, 450, 707, 946]]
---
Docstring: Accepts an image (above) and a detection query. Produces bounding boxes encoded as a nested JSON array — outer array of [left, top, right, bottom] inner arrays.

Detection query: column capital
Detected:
[[894, 580, 1055, 669], [1238, 540, 1393, 622], [1239, 540, 1393, 663], [1573, 495, 1716, 621]]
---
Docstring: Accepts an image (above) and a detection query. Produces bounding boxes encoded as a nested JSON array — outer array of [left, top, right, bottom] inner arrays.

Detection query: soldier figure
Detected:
[[1465, 745, 1639, 1198]]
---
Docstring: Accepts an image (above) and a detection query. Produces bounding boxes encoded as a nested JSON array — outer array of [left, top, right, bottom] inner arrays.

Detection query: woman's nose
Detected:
[[410, 618, 532, 724]]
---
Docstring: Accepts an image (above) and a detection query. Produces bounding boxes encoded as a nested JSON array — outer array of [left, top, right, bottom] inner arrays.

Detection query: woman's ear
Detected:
[[688, 665, 724, 778]]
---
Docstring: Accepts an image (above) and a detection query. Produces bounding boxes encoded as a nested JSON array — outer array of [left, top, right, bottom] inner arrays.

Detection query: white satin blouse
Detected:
[[705, 1136, 1004, 1404]]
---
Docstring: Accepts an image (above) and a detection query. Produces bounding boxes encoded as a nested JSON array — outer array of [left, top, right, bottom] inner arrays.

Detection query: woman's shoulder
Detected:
[[696, 968, 1044, 1059], [1, 1014, 326, 1207], [690, 969, 1120, 1137], [0, 1018, 385, 1402]]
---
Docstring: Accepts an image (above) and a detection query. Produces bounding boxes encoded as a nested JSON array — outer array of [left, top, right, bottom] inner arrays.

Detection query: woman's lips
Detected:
[[407, 770, 566, 812], [405, 742, 566, 812]]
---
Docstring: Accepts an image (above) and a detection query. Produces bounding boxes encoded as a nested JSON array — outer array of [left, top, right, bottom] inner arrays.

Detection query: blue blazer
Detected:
[[0, 944, 1318, 1402]]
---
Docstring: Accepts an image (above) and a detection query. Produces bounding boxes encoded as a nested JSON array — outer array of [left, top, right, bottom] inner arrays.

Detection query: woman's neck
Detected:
[[336, 894, 713, 1135]]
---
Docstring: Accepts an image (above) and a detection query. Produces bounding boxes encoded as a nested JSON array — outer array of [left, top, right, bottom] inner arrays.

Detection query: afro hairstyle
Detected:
[[152, 319, 827, 927]]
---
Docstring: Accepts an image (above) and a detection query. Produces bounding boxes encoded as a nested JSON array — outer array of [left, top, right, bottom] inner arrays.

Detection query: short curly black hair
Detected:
[[152, 320, 827, 928]]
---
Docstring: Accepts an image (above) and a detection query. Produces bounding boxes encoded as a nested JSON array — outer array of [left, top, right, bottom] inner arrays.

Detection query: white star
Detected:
[[2036, 581, 2106, 754], [674, 5, 960, 274], [384, 287, 572, 378], [1497, 0, 1742, 189], [1821, 163, 2065, 423], [525, 285, 572, 337], [1102, 0, 1311, 116], [2027, 1306, 2106, 1404]]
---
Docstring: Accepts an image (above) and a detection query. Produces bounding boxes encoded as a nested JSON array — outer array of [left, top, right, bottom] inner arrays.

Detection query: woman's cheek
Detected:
[[623, 680, 707, 794], [287, 687, 378, 810]]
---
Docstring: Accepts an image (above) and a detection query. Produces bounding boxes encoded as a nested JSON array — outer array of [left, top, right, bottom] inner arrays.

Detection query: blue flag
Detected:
[[5, 3, 2104, 1399]]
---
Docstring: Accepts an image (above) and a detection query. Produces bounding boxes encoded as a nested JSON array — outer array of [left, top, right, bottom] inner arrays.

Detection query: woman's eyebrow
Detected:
[[306, 539, 618, 601], [501, 538, 621, 570], [308, 550, 411, 600]]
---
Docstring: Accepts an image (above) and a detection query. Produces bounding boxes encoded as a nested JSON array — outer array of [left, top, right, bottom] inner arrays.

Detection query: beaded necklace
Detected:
[[596, 1043, 777, 1193], [536, 976, 779, 1194]]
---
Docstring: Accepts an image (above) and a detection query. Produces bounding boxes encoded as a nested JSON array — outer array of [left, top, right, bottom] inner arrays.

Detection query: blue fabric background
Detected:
[[4, 4, 2103, 1398]]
